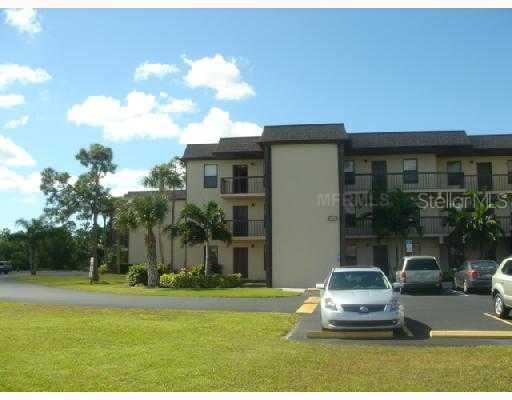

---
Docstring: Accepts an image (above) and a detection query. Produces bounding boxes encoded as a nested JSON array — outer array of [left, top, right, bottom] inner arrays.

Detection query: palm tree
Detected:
[[114, 195, 168, 288], [172, 201, 232, 277], [15, 217, 48, 275], [143, 157, 184, 271], [445, 192, 504, 258], [364, 189, 422, 275]]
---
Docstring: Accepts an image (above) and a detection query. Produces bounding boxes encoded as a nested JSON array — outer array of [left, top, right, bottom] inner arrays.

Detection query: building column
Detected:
[[263, 145, 272, 287], [337, 143, 346, 265]]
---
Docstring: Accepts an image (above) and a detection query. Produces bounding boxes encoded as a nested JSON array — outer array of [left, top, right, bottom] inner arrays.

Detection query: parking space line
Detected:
[[448, 289, 468, 297], [483, 313, 512, 327], [296, 303, 318, 314], [303, 296, 320, 304]]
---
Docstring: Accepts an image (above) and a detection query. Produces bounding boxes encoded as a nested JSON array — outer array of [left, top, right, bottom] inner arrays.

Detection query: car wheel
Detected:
[[463, 280, 471, 294], [494, 293, 510, 319]]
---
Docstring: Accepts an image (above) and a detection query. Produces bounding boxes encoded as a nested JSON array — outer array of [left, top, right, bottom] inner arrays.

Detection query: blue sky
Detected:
[[1, 8, 512, 230]]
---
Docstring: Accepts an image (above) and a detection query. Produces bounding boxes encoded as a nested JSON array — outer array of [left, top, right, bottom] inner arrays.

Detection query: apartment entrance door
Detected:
[[373, 245, 390, 276], [233, 247, 248, 278], [233, 165, 248, 194], [372, 161, 387, 192], [477, 162, 493, 191], [233, 205, 249, 236]]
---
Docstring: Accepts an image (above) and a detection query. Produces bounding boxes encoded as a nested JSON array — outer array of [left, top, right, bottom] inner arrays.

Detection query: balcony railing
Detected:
[[220, 177, 265, 195], [226, 220, 265, 237], [346, 216, 511, 237], [345, 172, 512, 192]]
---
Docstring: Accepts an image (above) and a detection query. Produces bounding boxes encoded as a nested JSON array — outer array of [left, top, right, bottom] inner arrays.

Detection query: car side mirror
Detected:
[[315, 283, 325, 290], [392, 282, 402, 292]]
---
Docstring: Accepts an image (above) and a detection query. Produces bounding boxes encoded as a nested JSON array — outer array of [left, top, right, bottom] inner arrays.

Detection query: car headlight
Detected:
[[324, 297, 338, 311], [385, 298, 400, 312]]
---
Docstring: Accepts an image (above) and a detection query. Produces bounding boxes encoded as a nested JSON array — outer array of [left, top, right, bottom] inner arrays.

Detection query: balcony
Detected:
[[346, 216, 512, 238], [226, 219, 265, 240], [220, 177, 265, 198], [345, 172, 512, 193]]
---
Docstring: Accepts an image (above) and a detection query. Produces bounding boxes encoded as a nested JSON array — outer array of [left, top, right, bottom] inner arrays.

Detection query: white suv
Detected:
[[492, 257, 512, 318], [396, 256, 442, 293]]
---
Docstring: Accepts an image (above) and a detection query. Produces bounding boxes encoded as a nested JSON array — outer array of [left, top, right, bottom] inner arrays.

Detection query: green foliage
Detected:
[[98, 264, 109, 275], [159, 265, 241, 289], [143, 157, 184, 193], [126, 264, 148, 286]]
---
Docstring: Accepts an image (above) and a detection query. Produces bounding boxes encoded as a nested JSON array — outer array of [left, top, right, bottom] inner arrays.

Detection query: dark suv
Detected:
[[0, 261, 12, 274]]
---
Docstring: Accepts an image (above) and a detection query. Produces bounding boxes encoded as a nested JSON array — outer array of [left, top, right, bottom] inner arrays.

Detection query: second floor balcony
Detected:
[[226, 219, 265, 240], [345, 172, 512, 193], [345, 216, 511, 238], [220, 176, 265, 197]]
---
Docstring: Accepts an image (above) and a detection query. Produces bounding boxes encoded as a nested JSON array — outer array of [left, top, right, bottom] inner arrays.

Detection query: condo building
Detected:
[[127, 124, 512, 288]]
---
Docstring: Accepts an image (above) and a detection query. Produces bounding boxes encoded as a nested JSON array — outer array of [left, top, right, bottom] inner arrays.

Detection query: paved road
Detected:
[[289, 286, 512, 346], [0, 273, 304, 313]]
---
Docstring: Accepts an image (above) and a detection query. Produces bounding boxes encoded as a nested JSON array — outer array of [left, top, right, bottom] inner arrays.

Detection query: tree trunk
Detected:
[[146, 227, 160, 288], [29, 246, 35, 275], [157, 224, 165, 269], [204, 240, 209, 277], [184, 243, 188, 269], [90, 212, 100, 283], [115, 232, 121, 274], [170, 199, 176, 271]]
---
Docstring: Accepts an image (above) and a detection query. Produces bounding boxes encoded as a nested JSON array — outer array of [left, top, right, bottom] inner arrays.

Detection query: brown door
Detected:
[[233, 165, 248, 193], [372, 161, 387, 191], [373, 245, 390, 276], [477, 162, 493, 191], [233, 247, 248, 278], [233, 206, 248, 236]]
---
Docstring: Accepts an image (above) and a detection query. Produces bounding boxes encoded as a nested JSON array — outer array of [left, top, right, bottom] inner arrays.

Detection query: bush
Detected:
[[159, 273, 177, 288], [98, 264, 109, 275], [220, 273, 242, 288], [127, 264, 147, 286], [158, 265, 242, 289]]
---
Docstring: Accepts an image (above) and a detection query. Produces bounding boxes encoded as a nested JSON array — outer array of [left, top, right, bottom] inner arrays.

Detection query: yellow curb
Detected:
[[304, 296, 320, 304], [296, 303, 318, 314], [430, 330, 512, 339], [307, 330, 393, 339], [483, 313, 512, 327]]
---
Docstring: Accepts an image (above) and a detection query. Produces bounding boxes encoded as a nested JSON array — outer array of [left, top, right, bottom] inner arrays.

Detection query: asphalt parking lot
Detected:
[[288, 285, 512, 346]]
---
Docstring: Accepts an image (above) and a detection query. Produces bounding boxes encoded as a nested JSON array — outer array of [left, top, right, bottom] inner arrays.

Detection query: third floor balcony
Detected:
[[345, 172, 512, 193], [220, 176, 265, 198]]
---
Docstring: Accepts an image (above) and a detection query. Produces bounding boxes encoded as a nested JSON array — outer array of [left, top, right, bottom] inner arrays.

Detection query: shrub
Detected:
[[159, 273, 176, 288], [98, 264, 109, 275], [158, 267, 242, 289], [220, 273, 242, 288], [127, 264, 147, 286]]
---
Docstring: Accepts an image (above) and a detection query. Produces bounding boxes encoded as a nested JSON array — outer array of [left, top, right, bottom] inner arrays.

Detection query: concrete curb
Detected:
[[307, 330, 393, 339], [430, 330, 512, 339]]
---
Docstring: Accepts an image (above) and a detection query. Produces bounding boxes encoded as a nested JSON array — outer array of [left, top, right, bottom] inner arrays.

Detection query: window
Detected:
[[328, 271, 390, 290], [345, 212, 356, 228], [344, 160, 355, 185], [403, 159, 418, 184], [404, 258, 440, 271], [508, 161, 512, 185], [447, 161, 463, 186], [204, 164, 218, 188], [502, 260, 512, 276], [345, 245, 357, 265]]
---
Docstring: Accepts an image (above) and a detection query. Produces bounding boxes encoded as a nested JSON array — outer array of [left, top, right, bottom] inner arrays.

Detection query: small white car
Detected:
[[492, 257, 512, 318], [316, 266, 404, 331]]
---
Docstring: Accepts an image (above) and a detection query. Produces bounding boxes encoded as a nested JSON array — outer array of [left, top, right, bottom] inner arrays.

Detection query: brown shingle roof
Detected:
[[259, 123, 347, 143]]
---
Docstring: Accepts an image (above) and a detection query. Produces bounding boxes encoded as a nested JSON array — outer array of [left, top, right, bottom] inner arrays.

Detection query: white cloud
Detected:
[[180, 107, 262, 144], [183, 54, 255, 100], [134, 62, 179, 81], [102, 168, 148, 197], [0, 135, 36, 167], [3, 115, 29, 130], [0, 94, 24, 108], [0, 64, 51, 90], [159, 98, 195, 114], [68, 91, 181, 141], [0, 166, 40, 195], [4, 8, 41, 36]]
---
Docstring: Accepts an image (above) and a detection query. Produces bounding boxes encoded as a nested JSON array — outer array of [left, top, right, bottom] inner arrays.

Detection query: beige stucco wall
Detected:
[[349, 154, 438, 174], [436, 155, 512, 175], [271, 143, 340, 288]]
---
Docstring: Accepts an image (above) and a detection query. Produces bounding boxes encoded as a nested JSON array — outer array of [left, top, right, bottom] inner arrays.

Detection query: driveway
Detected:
[[289, 286, 512, 346], [0, 273, 304, 313]]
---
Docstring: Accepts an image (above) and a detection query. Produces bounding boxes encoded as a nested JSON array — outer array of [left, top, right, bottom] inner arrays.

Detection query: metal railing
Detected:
[[226, 220, 265, 237], [220, 177, 264, 195], [346, 216, 511, 237], [345, 172, 512, 192]]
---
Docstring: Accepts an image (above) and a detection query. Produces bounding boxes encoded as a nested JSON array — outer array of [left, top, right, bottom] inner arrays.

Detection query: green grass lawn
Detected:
[[1, 302, 511, 391], [15, 273, 299, 298]]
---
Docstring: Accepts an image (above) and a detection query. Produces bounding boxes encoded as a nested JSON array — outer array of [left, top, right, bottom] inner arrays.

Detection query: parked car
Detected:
[[0, 261, 12, 274], [395, 256, 442, 293], [316, 266, 404, 332], [453, 260, 498, 293], [492, 257, 512, 318]]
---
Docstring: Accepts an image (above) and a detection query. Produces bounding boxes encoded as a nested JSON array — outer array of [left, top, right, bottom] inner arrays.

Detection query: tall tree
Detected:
[[445, 192, 504, 258], [364, 189, 422, 275], [40, 144, 116, 283], [143, 157, 184, 270], [172, 201, 232, 277], [15, 217, 48, 275], [114, 195, 168, 288]]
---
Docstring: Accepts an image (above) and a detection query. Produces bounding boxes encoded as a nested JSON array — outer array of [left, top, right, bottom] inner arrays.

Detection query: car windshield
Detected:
[[471, 261, 497, 270], [328, 271, 390, 290], [405, 259, 439, 271]]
